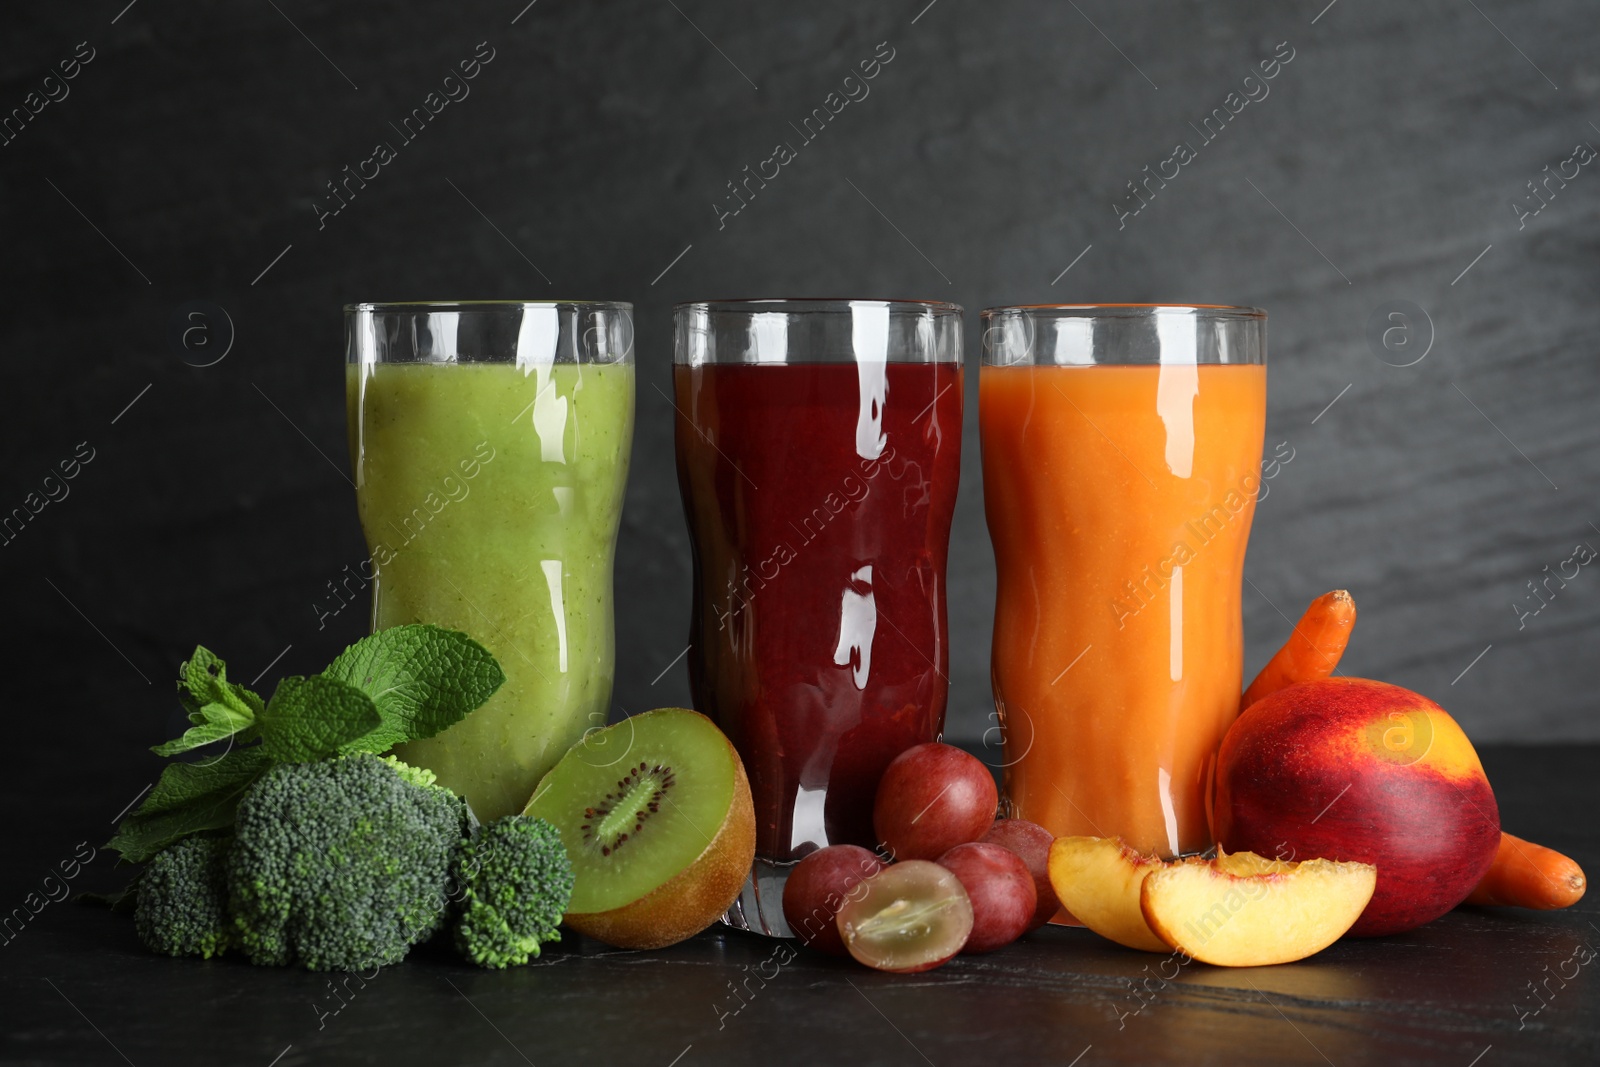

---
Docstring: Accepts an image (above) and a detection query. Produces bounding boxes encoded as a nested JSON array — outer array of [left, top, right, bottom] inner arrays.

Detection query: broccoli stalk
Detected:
[[228, 753, 469, 971], [453, 815, 574, 968], [134, 835, 234, 959]]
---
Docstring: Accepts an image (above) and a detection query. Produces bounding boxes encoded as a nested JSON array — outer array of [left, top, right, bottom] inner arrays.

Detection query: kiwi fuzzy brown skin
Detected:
[[563, 731, 755, 950]]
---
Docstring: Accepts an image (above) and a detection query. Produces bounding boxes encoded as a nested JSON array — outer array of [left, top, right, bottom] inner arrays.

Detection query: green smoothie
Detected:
[[347, 360, 634, 820]]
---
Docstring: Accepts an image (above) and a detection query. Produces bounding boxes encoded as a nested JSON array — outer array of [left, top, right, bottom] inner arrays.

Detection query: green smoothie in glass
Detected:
[[345, 302, 634, 820]]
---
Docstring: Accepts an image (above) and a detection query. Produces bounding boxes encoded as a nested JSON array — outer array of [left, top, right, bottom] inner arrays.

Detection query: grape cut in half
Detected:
[[836, 860, 974, 973]]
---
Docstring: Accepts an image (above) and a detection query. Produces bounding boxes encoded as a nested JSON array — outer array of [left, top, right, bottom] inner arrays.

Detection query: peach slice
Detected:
[[1047, 836, 1171, 952], [1140, 852, 1376, 966], [1211, 849, 1294, 877]]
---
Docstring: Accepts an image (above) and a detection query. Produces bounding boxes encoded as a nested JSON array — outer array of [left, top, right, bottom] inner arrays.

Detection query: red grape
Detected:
[[938, 842, 1036, 952], [836, 861, 973, 973], [781, 845, 886, 955], [981, 818, 1060, 930], [873, 743, 998, 861]]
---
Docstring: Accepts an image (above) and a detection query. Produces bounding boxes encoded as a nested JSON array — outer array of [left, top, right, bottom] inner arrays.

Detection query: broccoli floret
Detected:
[[453, 815, 574, 968], [134, 836, 234, 959], [228, 753, 468, 971], [382, 754, 440, 789]]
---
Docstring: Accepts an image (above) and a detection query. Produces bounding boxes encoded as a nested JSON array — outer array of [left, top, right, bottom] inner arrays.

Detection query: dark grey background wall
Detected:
[[2, 0, 1596, 841]]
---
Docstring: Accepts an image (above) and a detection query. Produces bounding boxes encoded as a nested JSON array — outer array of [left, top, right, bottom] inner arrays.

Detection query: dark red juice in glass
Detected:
[[673, 360, 963, 861]]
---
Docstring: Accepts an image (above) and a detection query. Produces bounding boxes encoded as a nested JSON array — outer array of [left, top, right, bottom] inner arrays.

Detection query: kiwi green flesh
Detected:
[[523, 708, 737, 914]]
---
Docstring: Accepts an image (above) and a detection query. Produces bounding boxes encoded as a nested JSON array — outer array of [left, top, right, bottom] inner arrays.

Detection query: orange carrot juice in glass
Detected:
[[980, 305, 1267, 858]]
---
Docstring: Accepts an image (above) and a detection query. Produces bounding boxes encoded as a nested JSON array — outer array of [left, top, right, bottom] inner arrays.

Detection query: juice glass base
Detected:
[[720, 857, 796, 938]]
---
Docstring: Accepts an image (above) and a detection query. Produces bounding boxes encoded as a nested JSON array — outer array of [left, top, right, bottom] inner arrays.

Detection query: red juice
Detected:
[[674, 361, 963, 861]]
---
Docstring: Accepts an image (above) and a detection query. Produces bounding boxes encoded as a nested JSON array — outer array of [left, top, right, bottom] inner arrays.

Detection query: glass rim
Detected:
[[674, 297, 962, 316], [344, 299, 632, 314], [981, 303, 1264, 320]]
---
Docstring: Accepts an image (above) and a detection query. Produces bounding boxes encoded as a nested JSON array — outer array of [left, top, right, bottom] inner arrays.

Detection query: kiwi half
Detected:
[[523, 707, 755, 949]]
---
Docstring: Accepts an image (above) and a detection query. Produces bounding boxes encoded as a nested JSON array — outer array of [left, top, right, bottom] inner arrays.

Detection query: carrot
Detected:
[[1241, 589, 1357, 710], [1465, 831, 1587, 909]]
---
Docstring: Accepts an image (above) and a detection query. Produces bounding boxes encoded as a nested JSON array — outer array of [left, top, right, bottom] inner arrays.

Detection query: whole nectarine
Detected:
[[1212, 678, 1499, 937]]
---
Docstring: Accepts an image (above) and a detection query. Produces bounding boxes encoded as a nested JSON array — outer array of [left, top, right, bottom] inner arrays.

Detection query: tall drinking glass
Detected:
[[673, 299, 963, 935], [980, 304, 1266, 859], [346, 301, 634, 822]]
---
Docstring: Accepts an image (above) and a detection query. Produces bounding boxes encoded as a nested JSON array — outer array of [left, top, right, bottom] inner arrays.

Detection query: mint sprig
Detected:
[[109, 625, 504, 863], [152, 648, 264, 757]]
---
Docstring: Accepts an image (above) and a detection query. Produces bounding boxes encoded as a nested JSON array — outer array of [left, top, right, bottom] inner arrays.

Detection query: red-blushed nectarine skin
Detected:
[[1212, 678, 1499, 937]]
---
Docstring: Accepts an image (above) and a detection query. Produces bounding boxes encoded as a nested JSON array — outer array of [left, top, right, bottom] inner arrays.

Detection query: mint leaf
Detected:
[[258, 675, 382, 763], [178, 646, 264, 718], [110, 748, 270, 862], [199, 700, 257, 730], [135, 747, 271, 817], [323, 624, 505, 752], [168, 645, 263, 756], [151, 702, 256, 757], [176, 646, 225, 714], [110, 804, 239, 864]]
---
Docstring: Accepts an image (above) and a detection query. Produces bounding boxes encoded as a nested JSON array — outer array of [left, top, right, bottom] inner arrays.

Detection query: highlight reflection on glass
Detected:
[[672, 298, 963, 936]]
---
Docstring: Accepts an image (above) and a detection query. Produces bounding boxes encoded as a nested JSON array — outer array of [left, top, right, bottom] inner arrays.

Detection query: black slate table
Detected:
[[3, 744, 1596, 1067]]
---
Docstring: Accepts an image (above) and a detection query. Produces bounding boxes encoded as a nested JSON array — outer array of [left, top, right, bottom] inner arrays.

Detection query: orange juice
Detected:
[[981, 362, 1267, 857]]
